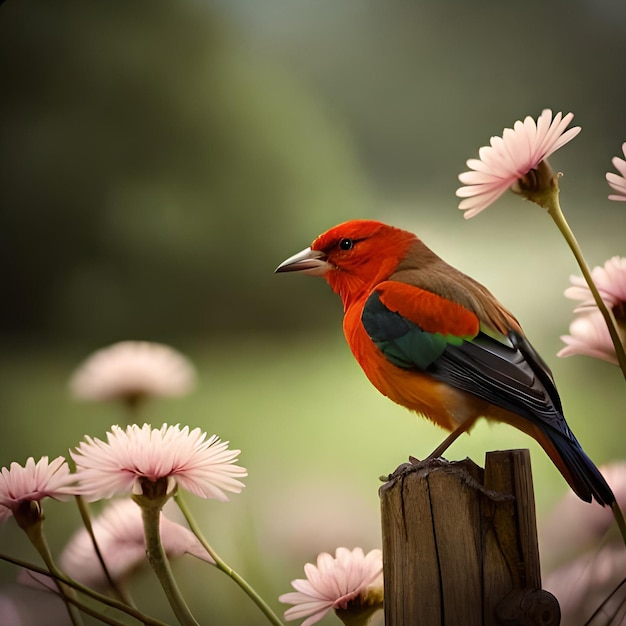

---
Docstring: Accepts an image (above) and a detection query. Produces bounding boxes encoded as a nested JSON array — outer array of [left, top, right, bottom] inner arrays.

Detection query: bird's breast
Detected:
[[343, 301, 479, 431]]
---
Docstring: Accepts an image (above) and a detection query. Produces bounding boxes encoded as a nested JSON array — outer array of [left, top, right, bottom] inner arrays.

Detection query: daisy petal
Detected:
[[279, 547, 383, 625], [558, 312, 618, 365], [456, 109, 580, 217], [71, 424, 247, 502], [563, 257, 626, 310], [0, 456, 77, 521], [606, 143, 626, 201]]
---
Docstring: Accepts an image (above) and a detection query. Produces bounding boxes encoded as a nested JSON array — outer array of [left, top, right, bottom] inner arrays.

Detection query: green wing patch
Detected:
[[362, 290, 465, 370]]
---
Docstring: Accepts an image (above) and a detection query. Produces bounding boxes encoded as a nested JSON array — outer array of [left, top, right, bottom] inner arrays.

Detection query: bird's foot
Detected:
[[409, 454, 447, 464], [379, 456, 451, 482]]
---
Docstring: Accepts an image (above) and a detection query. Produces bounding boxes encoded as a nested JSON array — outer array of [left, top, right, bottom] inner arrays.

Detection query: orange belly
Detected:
[[343, 305, 488, 432]]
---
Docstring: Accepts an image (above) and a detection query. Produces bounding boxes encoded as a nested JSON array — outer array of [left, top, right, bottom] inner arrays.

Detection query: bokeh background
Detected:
[[1, 0, 626, 624]]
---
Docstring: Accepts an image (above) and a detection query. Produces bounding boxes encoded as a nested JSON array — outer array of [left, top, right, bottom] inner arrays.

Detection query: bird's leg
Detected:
[[422, 420, 474, 461]]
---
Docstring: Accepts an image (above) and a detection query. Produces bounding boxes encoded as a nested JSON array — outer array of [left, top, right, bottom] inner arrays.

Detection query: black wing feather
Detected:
[[429, 330, 570, 438], [429, 333, 614, 505], [362, 292, 615, 506]]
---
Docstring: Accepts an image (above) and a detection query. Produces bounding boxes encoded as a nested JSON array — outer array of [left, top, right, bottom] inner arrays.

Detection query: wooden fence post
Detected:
[[379, 449, 560, 626]]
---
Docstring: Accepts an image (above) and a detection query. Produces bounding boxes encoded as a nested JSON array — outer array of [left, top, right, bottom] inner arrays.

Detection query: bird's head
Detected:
[[275, 220, 416, 305]]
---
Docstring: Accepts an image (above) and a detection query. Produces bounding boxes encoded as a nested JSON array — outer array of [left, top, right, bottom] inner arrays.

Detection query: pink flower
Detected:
[[69, 341, 196, 404], [559, 257, 626, 365], [606, 142, 626, 201], [279, 547, 383, 626], [0, 457, 76, 522], [71, 424, 247, 502], [558, 311, 618, 365], [564, 256, 626, 312], [540, 463, 626, 624], [456, 109, 581, 217], [60, 499, 213, 587]]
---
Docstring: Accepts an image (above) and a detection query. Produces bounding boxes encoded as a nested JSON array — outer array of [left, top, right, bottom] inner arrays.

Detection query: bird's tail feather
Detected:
[[543, 428, 626, 546], [548, 430, 613, 505]]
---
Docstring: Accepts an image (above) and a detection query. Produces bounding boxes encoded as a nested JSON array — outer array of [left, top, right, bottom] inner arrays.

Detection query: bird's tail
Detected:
[[545, 428, 613, 505], [539, 425, 626, 546]]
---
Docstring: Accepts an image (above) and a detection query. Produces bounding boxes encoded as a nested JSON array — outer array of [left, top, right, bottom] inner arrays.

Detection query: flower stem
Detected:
[[17, 504, 84, 626], [174, 492, 284, 626], [22, 578, 130, 626], [74, 495, 135, 606], [0, 550, 170, 626], [140, 500, 200, 626], [546, 195, 626, 378]]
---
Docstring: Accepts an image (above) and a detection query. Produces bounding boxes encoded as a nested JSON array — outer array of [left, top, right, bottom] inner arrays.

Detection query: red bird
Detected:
[[276, 219, 620, 514]]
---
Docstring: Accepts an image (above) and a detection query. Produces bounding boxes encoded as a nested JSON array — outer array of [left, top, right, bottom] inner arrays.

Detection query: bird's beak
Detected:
[[275, 247, 332, 276]]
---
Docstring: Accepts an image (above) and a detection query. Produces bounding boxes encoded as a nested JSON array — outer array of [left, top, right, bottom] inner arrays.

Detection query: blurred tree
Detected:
[[224, 0, 626, 194], [3, 0, 626, 349], [0, 0, 371, 346]]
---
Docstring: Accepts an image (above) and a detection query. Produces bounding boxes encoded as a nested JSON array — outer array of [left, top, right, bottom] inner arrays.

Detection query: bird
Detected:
[[276, 219, 625, 530]]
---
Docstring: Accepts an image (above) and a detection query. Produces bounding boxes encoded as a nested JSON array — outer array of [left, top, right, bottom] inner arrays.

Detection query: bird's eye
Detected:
[[339, 238, 354, 251]]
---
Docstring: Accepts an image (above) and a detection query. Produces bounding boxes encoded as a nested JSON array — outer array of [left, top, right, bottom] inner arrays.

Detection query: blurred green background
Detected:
[[1, 0, 625, 624]]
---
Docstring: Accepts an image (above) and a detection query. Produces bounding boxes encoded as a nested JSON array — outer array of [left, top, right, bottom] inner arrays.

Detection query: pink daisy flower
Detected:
[[564, 256, 626, 312], [456, 109, 581, 218], [559, 257, 626, 365], [0, 457, 77, 522], [540, 463, 626, 624], [279, 547, 383, 626], [60, 499, 213, 588], [606, 142, 626, 201], [71, 423, 247, 502], [69, 341, 196, 404], [558, 311, 618, 365]]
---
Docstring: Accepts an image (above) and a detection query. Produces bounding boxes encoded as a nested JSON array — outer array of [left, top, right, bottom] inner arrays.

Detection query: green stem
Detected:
[[62, 600, 127, 626], [546, 196, 626, 378], [0, 551, 171, 626], [74, 495, 135, 606], [17, 504, 84, 626], [140, 500, 200, 626], [20, 575, 129, 626], [174, 492, 284, 626], [123, 394, 147, 423]]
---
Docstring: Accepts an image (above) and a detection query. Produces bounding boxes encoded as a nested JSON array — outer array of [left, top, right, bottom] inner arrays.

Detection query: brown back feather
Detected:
[[389, 240, 522, 336]]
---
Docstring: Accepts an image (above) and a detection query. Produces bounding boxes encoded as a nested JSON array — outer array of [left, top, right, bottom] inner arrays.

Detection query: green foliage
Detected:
[[0, 0, 371, 345]]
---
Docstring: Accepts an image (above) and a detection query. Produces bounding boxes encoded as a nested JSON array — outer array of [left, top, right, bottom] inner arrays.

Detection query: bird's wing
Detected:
[[361, 282, 567, 432]]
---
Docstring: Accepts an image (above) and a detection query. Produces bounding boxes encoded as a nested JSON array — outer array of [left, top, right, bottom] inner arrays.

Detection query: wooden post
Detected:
[[380, 449, 560, 626]]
